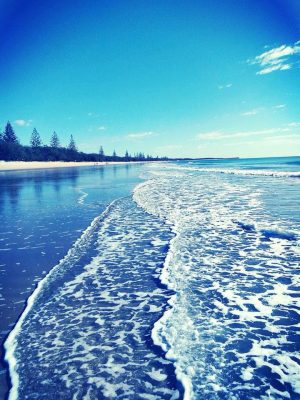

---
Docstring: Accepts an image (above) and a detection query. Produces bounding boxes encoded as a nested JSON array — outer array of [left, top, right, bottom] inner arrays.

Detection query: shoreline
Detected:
[[0, 163, 145, 400], [0, 161, 145, 171]]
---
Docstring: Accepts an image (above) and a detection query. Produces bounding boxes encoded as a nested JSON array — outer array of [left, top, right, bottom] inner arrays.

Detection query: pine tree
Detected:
[[99, 145, 105, 161], [30, 128, 42, 147], [112, 150, 117, 158], [3, 122, 18, 143], [68, 135, 77, 151], [125, 150, 129, 160], [50, 131, 60, 148]]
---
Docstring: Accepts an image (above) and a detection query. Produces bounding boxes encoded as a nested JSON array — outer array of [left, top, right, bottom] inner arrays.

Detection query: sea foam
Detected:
[[4, 200, 119, 400], [5, 197, 181, 399], [134, 164, 300, 400]]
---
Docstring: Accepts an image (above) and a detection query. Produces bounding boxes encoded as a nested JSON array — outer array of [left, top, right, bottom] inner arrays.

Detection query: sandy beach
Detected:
[[0, 161, 141, 171]]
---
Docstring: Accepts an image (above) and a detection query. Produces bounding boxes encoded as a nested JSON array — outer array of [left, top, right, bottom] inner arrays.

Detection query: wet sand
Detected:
[[0, 161, 142, 171]]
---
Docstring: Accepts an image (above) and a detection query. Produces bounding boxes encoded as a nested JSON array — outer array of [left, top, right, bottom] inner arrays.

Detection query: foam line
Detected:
[[133, 169, 300, 399], [164, 165, 300, 179], [4, 199, 120, 400], [133, 182, 192, 400]]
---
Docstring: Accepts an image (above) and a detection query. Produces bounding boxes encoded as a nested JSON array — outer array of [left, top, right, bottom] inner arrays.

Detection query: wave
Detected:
[[133, 171, 300, 399], [134, 181, 193, 400], [235, 221, 298, 241], [4, 199, 119, 400], [161, 165, 300, 179], [4, 196, 180, 399]]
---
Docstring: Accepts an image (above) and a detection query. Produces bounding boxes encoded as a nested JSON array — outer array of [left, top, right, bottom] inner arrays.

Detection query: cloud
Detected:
[[249, 41, 300, 75], [197, 131, 224, 140], [197, 124, 296, 141], [97, 126, 106, 131], [287, 122, 300, 127], [241, 108, 262, 117], [88, 112, 101, 118], [231, 134, 300, 148], [14, 119, 32, 126], [218, 83, 232, 90], [156, 144, 182, 151], [240, 105, 285, 117], [258, 64, 291, 75], [126, 131, 157, 139]]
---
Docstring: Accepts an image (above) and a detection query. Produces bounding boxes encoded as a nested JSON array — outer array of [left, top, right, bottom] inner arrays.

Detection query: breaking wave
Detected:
[[4, 197, 181, 399], [163, 165, 300, 179], [133, 168, 300, 400]]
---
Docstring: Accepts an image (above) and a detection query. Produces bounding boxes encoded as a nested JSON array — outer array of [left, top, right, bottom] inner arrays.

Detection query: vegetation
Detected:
[[30, 128, 42, 147], [0, 122, 168, 162], [50, 131, 60, 148]]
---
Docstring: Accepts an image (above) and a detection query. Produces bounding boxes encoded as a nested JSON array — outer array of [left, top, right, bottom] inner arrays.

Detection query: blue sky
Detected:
[[0, 0, 299, 158]]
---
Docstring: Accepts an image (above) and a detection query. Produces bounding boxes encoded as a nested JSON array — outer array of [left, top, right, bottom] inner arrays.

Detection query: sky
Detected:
[[0, 0, 300, 158]]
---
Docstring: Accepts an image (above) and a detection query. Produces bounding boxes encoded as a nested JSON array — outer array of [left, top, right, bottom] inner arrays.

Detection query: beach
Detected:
[[1, 157, 300, 400], [0, 161, 143, 171]]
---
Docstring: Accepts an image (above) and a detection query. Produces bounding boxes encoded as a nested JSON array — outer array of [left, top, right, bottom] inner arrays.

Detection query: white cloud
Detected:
[[126, 131, 157, 139], [249, 41, 300, 75], [14, 119, 32, 126], [287, 122, 300, 127], [197, 124, 296, 141], [259, 64, 291, 75], [241, 108, 262, 117], [97, 126, 106, 131], [232, 134, 300, 147], [218, 83, 232, 90], [156, 144, 182, 151], [240, 105, 285, 117], [88, 112, 101, 118], [197, 131, 224, 139]]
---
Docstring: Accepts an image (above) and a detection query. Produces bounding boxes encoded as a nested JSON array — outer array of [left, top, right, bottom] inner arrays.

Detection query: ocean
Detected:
[[1, 157, 300, 399], [0, 164, 145, 399]]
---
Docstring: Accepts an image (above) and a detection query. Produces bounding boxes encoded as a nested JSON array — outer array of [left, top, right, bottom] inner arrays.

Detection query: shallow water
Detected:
[[0, 164, 144, 399], [2, 157, 300, 400], [134, 158, 300, 399], [7, 197, 180, 399]]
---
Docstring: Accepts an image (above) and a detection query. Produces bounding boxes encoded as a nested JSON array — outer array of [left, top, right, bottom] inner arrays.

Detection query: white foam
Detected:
[[164, 164, 300, 179], [76, 188, 88, 205], [4, 199, 120, 400], [134, 164, 300, 399]]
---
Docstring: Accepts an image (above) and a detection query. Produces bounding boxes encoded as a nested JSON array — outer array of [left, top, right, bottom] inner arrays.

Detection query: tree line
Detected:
[[0, 122, 167, 162]]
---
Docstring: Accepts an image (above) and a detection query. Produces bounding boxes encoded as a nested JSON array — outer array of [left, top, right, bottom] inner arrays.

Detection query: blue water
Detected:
[[2, 157, 300, 399], [0, 164, 145, 399]]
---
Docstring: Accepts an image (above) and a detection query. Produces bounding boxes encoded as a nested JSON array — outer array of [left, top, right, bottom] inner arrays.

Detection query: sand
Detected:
[[0, 161, 142, 171]]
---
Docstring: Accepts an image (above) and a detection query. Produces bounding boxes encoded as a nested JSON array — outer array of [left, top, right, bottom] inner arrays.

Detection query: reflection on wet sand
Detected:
[[0, 168, 79, 209]]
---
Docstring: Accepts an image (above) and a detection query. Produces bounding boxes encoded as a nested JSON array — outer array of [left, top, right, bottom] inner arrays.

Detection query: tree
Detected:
[[3, 121, 18, 143], [125, 150, 129, 160], [50, 131, 60, 148], [112, 150, 117, 158], [68, 135, 77, 152], [99, 145, 105, 161], [30, 128, 42, 147]]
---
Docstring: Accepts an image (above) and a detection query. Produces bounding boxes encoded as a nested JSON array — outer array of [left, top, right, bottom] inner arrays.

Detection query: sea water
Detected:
[[0, 164, 144, 399], [2, 157, 300, 399]]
